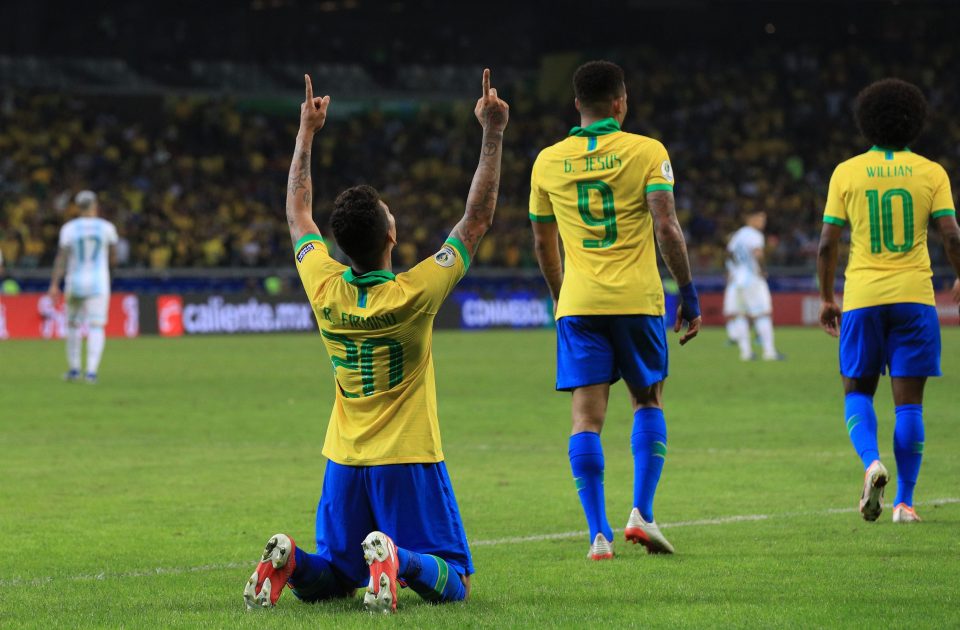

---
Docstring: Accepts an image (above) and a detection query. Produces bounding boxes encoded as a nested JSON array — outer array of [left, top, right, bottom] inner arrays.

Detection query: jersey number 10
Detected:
[[577, 181, 617, 248], [864, 188, 914, 254]]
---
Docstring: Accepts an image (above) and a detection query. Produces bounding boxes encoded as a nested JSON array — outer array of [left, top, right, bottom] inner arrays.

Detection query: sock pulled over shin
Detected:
[[86, 326, 105, 375], [844, 392, 879, 469], [568, 431, 614, 542], [66, 325, 82, 372], [397, 547, 466, 602], [754, 315, 776, 358], [632, 407, 667, 523], [893, 404, 924, 507]]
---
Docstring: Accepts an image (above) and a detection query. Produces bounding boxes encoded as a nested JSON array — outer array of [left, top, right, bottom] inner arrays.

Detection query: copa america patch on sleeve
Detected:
[[433, 245, 457, 268], [661, 160, 674, 183], [297, 243, 315, 263]]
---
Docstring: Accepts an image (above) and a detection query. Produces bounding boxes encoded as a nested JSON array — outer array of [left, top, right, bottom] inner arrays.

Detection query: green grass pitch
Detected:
[[2, 327, 959, 628]]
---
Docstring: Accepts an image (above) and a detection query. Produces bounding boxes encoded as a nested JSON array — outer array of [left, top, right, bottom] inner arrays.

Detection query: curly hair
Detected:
[[330, 185, 389, 271], [854, 78, 927, 149], [573, 60, 625, 110]]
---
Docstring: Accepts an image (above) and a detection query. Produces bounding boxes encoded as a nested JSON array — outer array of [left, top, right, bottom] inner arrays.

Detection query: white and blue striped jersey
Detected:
[[726, 225, 764, 287], [59, 217, 118, 297]]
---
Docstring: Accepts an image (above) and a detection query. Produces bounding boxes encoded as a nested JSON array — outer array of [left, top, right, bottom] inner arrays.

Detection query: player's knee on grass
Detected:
[[289, 577, 355, 603]]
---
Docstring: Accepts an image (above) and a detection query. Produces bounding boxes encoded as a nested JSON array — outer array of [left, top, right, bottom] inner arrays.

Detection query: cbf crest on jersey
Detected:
[[433, 245, 457, 268]]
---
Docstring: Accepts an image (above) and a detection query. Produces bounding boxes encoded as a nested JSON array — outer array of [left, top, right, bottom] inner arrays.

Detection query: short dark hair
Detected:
[[573, 60, 625, 110], [854, 78, 927, 149], [330, 185, 389, 270]]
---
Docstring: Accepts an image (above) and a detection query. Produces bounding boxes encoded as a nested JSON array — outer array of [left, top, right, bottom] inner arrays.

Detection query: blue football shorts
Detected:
[[555, 314, 668, 391], [839, 303, 941, 378], [314, 460, 474, 589]]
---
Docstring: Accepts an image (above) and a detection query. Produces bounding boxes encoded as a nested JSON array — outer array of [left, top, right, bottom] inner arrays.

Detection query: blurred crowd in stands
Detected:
[[1, 43, 958, 272]]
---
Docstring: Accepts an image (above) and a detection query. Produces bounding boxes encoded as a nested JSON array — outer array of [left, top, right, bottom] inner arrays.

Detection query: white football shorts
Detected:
[[66, 293, 110, 327], [723, 279, 772, 318]]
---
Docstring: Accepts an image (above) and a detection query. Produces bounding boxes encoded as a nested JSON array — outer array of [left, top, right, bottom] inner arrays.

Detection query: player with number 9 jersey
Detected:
[[529, 61, 701, 560], [529, 119, 673, 319]]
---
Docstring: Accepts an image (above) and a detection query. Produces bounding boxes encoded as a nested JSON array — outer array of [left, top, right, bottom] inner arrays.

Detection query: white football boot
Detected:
[[892, 503, 921, 523], [859, 460, 889, 522], [243, 533, 297, 610], [361, 531, 399, 613], [624, 508, 675, 554], [587, 533, 614, 560]]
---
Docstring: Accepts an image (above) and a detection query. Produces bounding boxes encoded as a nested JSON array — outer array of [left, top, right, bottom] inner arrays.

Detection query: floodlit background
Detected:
[[1, 2, 959, 627]]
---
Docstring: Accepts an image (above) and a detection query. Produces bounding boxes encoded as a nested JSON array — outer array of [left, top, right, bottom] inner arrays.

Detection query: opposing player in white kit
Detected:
[[48, 191, 119, 383], [723, 210, 783, 361]]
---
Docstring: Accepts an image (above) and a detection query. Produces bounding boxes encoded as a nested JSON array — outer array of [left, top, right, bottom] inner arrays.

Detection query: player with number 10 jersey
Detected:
[[818, 78, 960, 525]]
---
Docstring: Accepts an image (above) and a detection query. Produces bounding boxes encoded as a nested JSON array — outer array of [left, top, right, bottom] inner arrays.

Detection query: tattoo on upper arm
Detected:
[[647, 190, 675, 222]]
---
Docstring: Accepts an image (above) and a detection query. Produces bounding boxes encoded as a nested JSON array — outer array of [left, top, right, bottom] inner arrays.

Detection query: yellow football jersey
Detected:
[[824, 147, 956, 311], [529, 118, 674, 318], [294, 233, 470, 465]]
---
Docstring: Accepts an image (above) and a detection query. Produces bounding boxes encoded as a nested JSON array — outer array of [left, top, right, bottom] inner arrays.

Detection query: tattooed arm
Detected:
[[449, 68, 510, 258], [648, 189, 701, 345], [286, 74, 330, 246]]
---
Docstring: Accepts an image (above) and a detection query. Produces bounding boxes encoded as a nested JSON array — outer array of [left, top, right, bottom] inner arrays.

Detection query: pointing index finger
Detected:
[[305, 74, 314, 103], [482, 68, 490, 98]]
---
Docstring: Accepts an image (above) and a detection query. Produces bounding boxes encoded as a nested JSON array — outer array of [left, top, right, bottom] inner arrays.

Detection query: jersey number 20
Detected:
[[865, 188, 913, 253], [577, 181, 617, 248], [321, 330, 404, 397]]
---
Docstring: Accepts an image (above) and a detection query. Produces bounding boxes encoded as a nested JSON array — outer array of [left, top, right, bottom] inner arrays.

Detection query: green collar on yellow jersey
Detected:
[[869, 145, 912, 160], [569, 118, 621, 137], [342, 268, 396, 287], [869, 145, 911, 152]]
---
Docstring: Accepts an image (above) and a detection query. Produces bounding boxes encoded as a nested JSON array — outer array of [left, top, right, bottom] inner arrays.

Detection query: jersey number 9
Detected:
[[577, 181, 617, 248]]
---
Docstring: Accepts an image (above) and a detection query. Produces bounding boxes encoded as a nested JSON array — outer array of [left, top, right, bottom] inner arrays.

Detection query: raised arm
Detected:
[[449, 69, 509, 258], [648, 189, 700, 345], [936, 214, 960, 304], [285, 75, 330, 247], [817, 222, 843, 337]]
